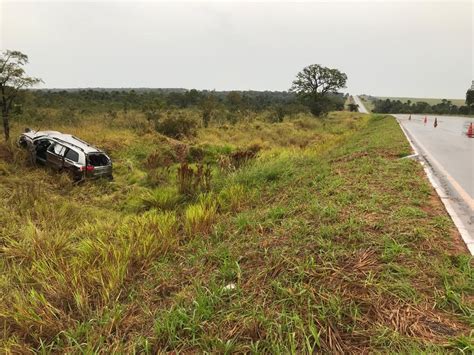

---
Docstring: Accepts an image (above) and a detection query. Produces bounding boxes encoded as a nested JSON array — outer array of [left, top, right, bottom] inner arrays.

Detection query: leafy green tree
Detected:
[[466, 88, 474, 107], [200, 93, 217, 127], [226, 91, 243, 112], [290, 64, 347, 116], [184, 89, 202, 106], [0, 50, 42, 141]]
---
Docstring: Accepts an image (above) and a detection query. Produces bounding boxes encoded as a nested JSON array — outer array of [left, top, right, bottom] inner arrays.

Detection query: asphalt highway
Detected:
[[396, 114, 473, 200], [396, 114, 474, 253], [353, 95, 369, 114]]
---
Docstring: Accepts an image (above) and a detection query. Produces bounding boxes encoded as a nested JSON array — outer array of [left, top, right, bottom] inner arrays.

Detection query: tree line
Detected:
[[2, 49, 350, 141], [372, 97, 474, 115], [19, 88, 306, 113]]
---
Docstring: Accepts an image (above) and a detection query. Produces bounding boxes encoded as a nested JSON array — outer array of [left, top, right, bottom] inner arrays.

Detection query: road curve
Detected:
[[395, 114, 474, 254]]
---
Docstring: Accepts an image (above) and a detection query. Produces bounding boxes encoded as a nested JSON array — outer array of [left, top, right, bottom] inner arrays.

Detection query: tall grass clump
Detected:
[[217, 183, 248, 212], [177, 162, 212, 197], [141, 186, 183, 211], [184, 196, 217, 236], [233, 151, 294, 188], [123, 210, 180, 260]]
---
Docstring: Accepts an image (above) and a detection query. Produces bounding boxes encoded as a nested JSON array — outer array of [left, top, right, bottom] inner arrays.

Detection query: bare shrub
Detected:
[[177, 162, 212, 196], [218, 144, 261, 171], [144, 148, 177, 169]]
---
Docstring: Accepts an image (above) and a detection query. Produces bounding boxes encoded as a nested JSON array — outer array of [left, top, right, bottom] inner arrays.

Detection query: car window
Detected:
[[47, 142, 56, 151], [52, 143, 66, 156], [65, 149, 80, 162], [38, 139, 52, 149], [88, 153, 110, 166]]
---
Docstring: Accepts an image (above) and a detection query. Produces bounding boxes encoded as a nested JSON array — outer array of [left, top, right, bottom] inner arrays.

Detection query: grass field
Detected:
[[1, 110, 472, 353]]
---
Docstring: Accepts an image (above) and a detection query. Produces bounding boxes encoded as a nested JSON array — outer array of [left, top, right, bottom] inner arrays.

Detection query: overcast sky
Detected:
[[1, 0, 472, 98]]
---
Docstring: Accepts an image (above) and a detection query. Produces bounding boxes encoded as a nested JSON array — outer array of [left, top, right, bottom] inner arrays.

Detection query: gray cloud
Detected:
[[1, 1, 472, 98]]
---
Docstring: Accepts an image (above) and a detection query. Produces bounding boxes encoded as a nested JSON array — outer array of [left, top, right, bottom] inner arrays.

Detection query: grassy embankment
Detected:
[[1, 110, 472, 353]]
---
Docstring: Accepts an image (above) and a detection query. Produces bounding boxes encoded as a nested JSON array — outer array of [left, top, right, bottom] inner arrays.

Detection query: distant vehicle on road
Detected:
[[18, 129, 113, 181]]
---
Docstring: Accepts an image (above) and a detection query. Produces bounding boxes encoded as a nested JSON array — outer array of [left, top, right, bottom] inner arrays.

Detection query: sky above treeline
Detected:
[[1, 0, 473, 98]]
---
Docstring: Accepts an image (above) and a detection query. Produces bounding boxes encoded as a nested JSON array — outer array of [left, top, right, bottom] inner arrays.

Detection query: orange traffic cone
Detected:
[[434, 117, 438, 128], [424, 116, 427, 125], [467, 123, 474, 138]]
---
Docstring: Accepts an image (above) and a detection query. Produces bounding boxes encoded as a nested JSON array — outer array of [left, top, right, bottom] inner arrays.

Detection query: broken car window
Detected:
[[65, 149, 80, 162], [52, 143, 66, 156]]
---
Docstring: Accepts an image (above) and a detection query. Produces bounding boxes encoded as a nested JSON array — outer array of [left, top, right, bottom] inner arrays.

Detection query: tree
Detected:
[[466, 88, 474, 107], [290, 64, 347, 116], [348, 103, 359, 112], [184, 89, 202, 106], [1, 50, 42, 141], [200, 93, 217, 127], [226, 91, 243, 112]]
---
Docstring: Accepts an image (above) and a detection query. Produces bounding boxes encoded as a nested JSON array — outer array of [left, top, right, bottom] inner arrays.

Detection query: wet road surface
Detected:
[[396, 114, 474, 253], [396, 114, 473, 199]]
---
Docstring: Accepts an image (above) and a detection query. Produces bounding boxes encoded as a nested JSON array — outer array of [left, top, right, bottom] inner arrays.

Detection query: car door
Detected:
[[63, 148, 83, 176], [32, 139, 52, 164], [46, 143, 66, 170]]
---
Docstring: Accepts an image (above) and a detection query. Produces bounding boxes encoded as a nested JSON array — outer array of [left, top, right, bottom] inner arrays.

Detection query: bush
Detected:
[[177, 162, 212, 197], [146, 167, 172, 187], [186, 144, 233, 164], [155, 113, 198, 138], [187, 145, 206, 162], [218, 144, 260, 171], [459, 106, 470, 115], [144, 147, 177, 169]]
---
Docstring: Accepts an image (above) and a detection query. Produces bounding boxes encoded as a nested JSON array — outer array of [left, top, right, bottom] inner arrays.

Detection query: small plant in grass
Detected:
[[144, 147, 177, 169], [141, 186, 182, 211], [146, 166, 172, 186], [217, 184, 247, 212], [218, 144, 261, 171], [177, 162, 212, 197], [121, 210, 180, 260], [184, 198, 217, 236]]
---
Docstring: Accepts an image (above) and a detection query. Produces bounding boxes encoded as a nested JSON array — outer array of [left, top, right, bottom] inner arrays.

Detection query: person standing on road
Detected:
[[424, 116, 427, 125], [434, 117, 438, 128], [409, 114, 411, 120]]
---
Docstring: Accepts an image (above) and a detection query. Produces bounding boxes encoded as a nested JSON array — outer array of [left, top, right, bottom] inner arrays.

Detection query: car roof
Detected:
[[26, 130, 103, 154]]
